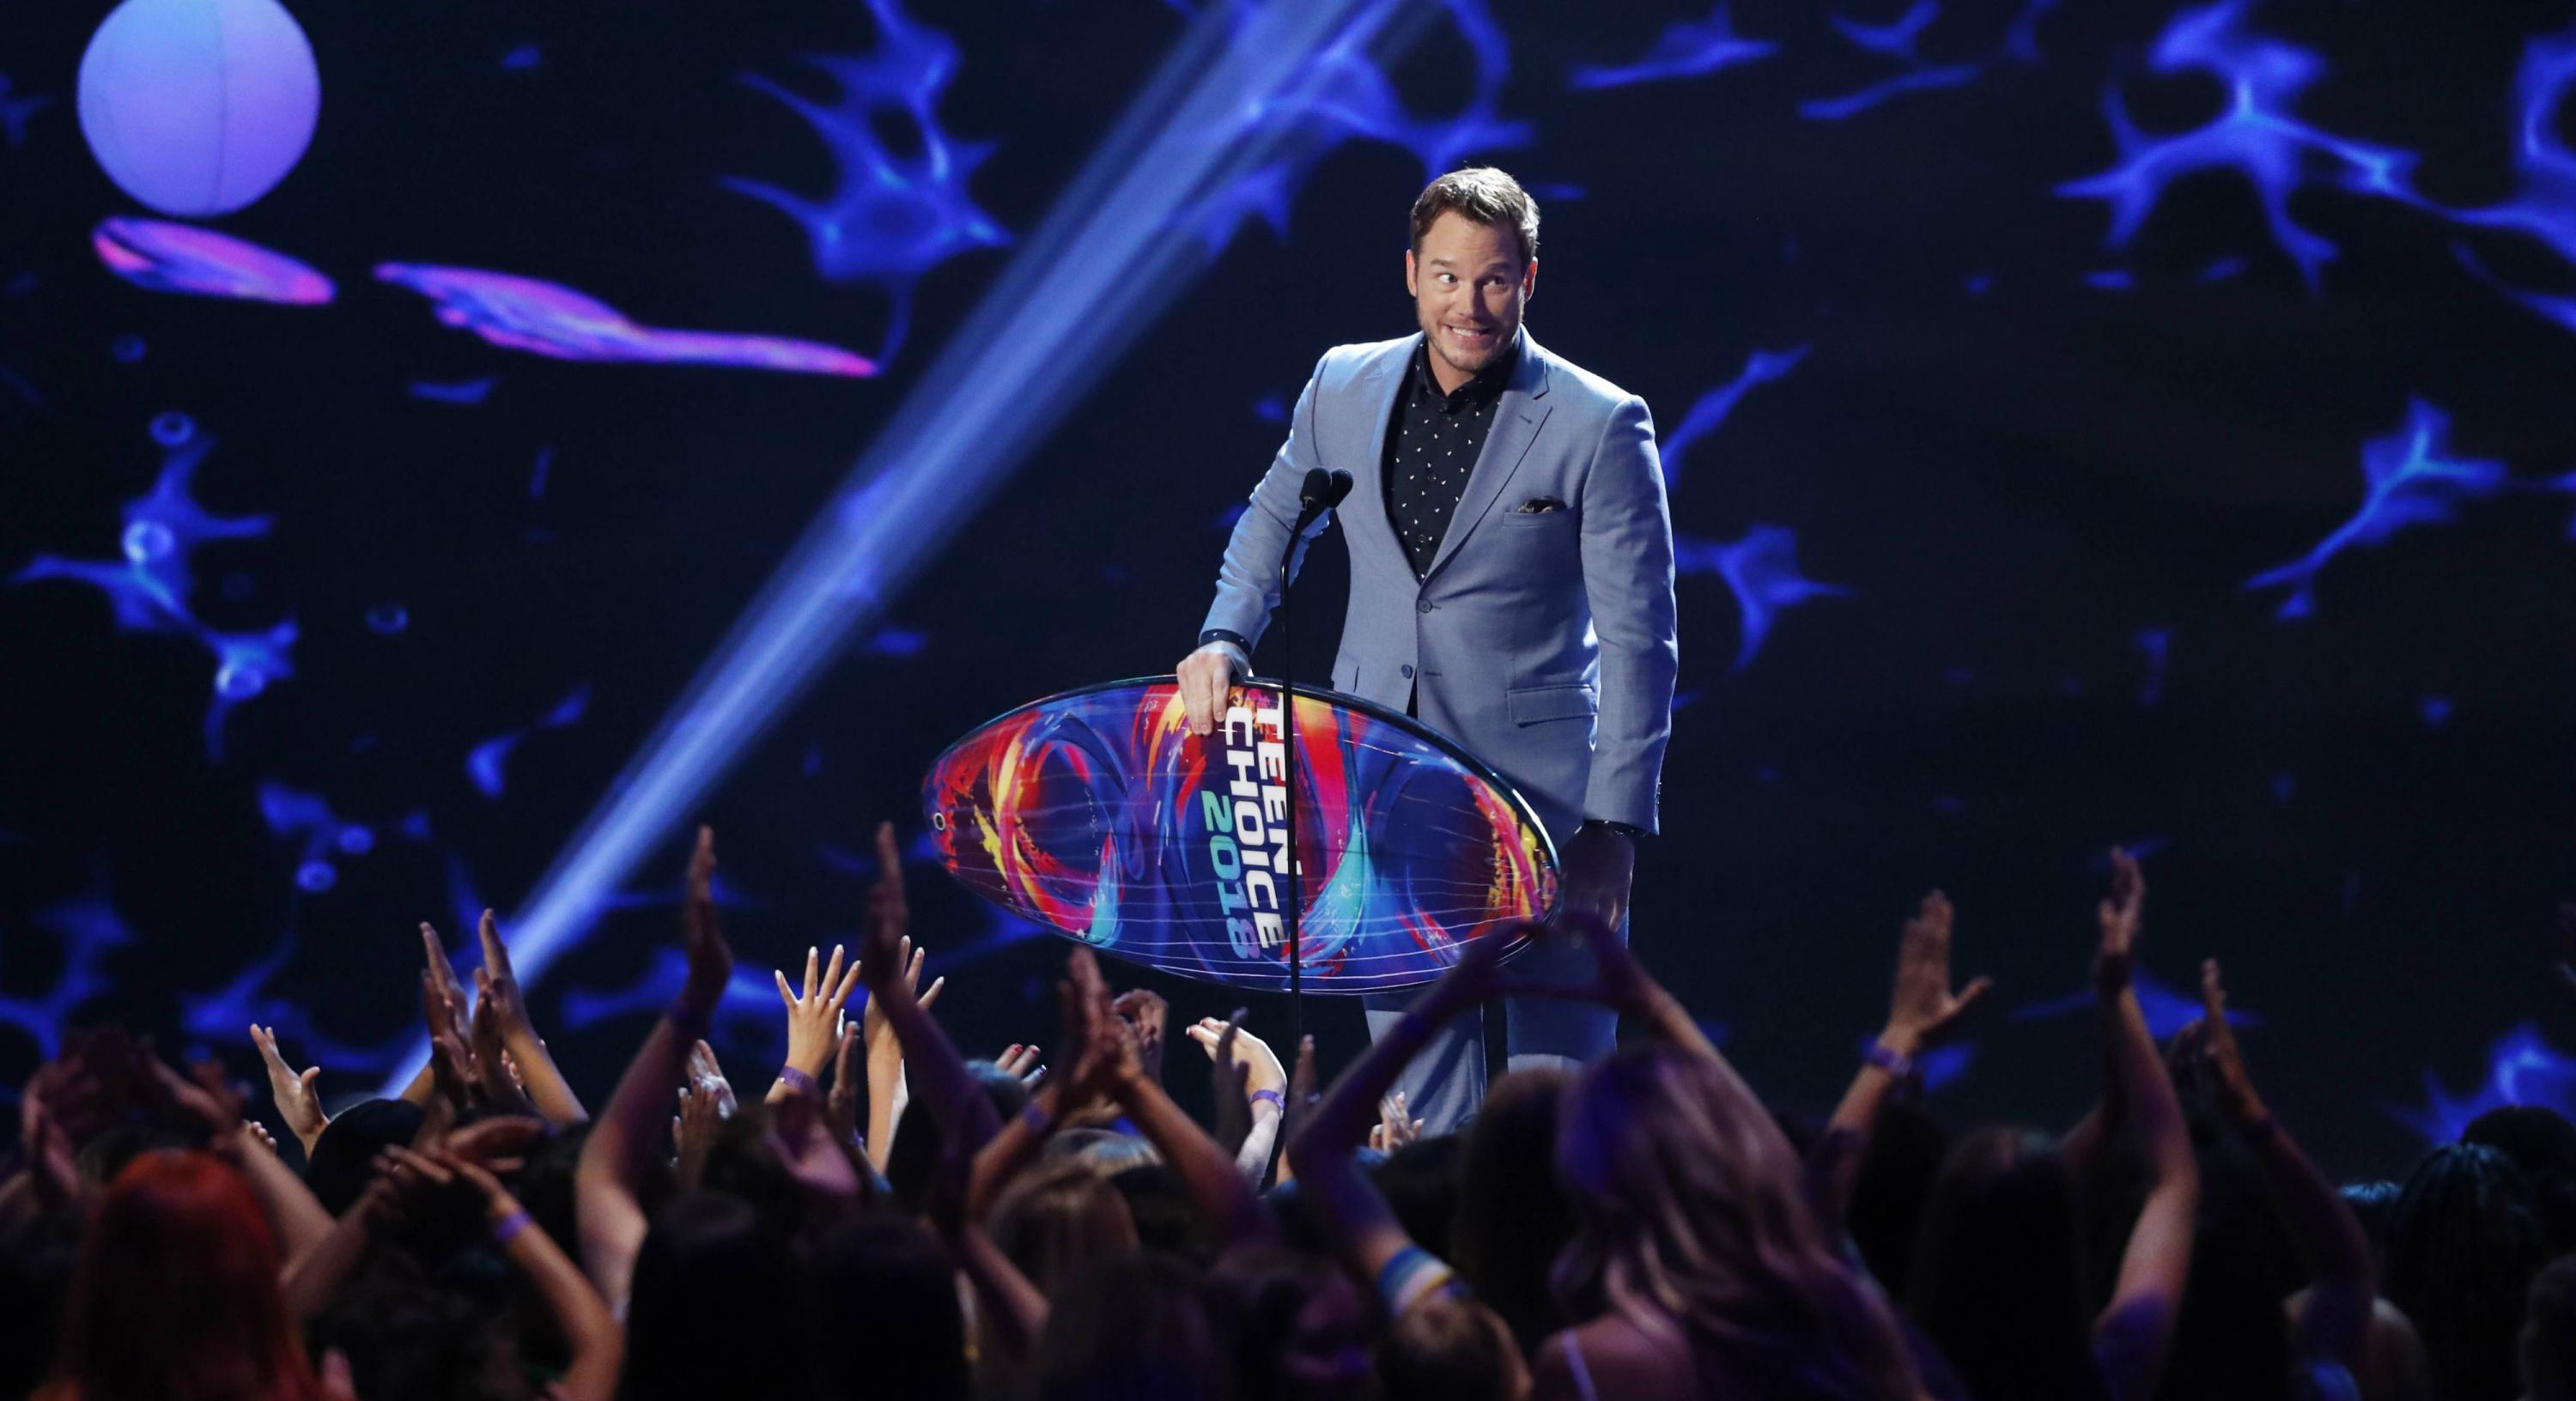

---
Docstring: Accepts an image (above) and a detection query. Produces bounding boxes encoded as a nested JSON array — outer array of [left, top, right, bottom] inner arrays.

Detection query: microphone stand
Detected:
[[1273, 469, 1351, 1049]]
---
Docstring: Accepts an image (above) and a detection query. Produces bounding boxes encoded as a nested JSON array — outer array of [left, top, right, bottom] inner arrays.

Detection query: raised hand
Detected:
[[473, 910, 533, 1039], [1061, 949, 1141, 1100], [855, 822, 911, 991], [2193, 959, 2265, 1125], [674, 1083, 722, 1189], [444, 1114, 545, 1176], [680, 826, 733, 1019], [773, 943, 863, 1091], [471, 968, 536, 1113], [1111, 989, 1170, 1085], [1879, 891, 1995, 1058], [860, 936, 941, 1067], [420, 922, 475, 1054], [2095, 846, 2146, 992], [994, 1044, 1046, 1083], [250, 1023, 329, 1155], [1369, 1092, 1421, 1154], [422, 970, 478, 1113], [687, 1038, 738, 1118]]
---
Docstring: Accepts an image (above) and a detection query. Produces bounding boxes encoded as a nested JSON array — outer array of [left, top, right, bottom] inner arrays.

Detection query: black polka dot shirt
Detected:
[[1382, 333, 1518, 580]]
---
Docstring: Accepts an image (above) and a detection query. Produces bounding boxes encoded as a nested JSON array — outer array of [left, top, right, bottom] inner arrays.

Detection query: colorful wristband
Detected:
[[1250, 1088, 1285, 1113], [491, 1208, 534, 1246], [776, 1065, 817, 1095], [1018, 1098, 1057, 1138]]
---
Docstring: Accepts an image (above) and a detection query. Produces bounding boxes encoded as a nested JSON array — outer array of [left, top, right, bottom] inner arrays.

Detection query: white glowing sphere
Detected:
[[78, 0, 320, 217]]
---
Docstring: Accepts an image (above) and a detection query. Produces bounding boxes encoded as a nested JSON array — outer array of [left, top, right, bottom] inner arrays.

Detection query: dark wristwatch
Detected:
[[1198, 628, 1253, 653], [1579, 818, 1649, 842]]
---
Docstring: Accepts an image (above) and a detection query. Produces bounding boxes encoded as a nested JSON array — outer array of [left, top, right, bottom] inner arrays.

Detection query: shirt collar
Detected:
[[1408, 327, 1521, 412]]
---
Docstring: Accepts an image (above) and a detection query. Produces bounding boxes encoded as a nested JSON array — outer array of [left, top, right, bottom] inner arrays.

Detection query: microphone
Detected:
[[1297, 468, 1354, 524]]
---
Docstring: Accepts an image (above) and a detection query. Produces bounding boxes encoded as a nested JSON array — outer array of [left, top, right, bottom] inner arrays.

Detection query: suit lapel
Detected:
[[1346, 337, 1416, 561], [1424, 333, 1553, 583]]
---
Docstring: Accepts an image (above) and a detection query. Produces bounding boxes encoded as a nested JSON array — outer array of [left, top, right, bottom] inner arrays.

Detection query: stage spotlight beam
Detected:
[[381, 0, 1428, 1093]]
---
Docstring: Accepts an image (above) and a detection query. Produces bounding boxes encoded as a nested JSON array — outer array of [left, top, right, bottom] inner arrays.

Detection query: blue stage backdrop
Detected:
[[3, 0, 2573, 1171]]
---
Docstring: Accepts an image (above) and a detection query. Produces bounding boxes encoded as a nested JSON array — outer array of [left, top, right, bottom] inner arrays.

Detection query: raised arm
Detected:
[[392, 1147, 623, 1401], [2088, 849, 2200, 1401], [473, 911, 586, 1125], [1287, 931, 1518, 1290], [1186, 1013, 1287, 1183], [575, 825, 732, 1313], [249, 1024, 330, 1158], [854, 822, 999, 1152], [1821, 891, 1992, 1221], [766, 941, 861, 1105], [1076, 950, 1278, 1247], [2191, 958, 2372, 1374]]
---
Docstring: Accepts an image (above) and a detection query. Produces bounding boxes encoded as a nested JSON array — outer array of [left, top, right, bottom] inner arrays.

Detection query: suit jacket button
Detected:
[[1416, 601, 1434, 614], [1400, 664, 1415, 679]]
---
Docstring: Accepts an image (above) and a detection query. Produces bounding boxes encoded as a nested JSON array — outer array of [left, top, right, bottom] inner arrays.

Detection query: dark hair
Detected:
[[43, 1149, 329, 1401], [1906, 1126, 2108, 1401], [1409, 167, 1539, 265], [620, 1192, 811, 1401], [1108, 1162, 1215, 1266], [2466, 1106, 2576, 1253], [2341, 1180, 2403, 1265], [1204, 1244, 1374, 1401], [808, 1214, 969, 1401], [886, 1060, 1031, 1210], [303, 1098, 427, 1217], [1450, 1067, 1574, 1356], [1377, 1293, 1530, 1401], [2385, 1143, 2548, 1401], [0, 1210, 82, 1401], [1845, 1099, 1947, 1296], [1373, 1135, 1465, 1262], [2156, 1137, 2302, 1401], [1034, 1251, 1225, 1401]]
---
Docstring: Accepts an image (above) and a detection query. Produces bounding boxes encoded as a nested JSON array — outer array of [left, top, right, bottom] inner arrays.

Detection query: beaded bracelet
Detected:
[[1249, 1088, 1285, 1113], [491, 1208, 535, 1246]]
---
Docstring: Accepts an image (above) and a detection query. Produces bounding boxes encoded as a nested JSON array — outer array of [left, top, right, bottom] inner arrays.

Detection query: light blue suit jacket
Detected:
[[1202, 330, 1678, 845]]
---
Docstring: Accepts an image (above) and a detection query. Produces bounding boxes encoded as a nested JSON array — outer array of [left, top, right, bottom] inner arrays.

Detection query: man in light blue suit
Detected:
[[1176, 167, 1678, 1132]]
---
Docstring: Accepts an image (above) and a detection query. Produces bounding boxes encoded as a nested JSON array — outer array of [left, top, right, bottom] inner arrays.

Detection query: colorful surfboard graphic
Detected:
[[922, 677, 1558, 992]]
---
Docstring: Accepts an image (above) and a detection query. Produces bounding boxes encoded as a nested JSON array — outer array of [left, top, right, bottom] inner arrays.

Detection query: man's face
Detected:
[[1405, 210, 1535, 391]]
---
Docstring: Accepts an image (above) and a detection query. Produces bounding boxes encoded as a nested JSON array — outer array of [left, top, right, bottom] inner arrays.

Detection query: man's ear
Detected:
[[1522, 256, 1539, 303], [1404, 247, 1418, 300]]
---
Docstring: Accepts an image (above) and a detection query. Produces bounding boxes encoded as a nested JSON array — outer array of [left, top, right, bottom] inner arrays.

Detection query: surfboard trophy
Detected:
[[1274, 467, 1353, 1041]]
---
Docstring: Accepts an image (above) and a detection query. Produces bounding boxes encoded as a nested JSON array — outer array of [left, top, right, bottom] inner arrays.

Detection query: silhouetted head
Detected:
[[303, 1097, 425, 1216], [44, 1149, 326, 1401], [2341, 1180, 2403, 1265], [991, 1158, 1140, 1298], [1205, 1244, 1374, 1401], [1374, 1135, 1465, 1262], [1845, 1098, 1947, 1295], [2386, 1142, 2548, 1401], [2466, 1106, 2576, 1253], [1556, 1045, 1919, 1400], [886, 1059, 1030, 1209], [809, 1213, 968, 1401], [1378, 1292, 1530, 1401], [1108, 1161, 1214, 1266], [2158, 1137, 2302, 1401], [1451, 1066, 1574, 1355], [1035, 1250, 1225, 1401], [621, 1191, 811, 1401], [1906, 1126, 2103, 1401]]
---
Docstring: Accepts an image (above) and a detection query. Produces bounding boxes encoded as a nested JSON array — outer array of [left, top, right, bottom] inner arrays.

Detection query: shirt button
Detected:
[[1400, 664, 1415, 678]]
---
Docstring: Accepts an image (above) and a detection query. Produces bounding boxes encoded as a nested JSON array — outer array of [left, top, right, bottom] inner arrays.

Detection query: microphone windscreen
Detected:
[[1298, 466, 1335, 512], [1321, 470, 1355, 508]]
